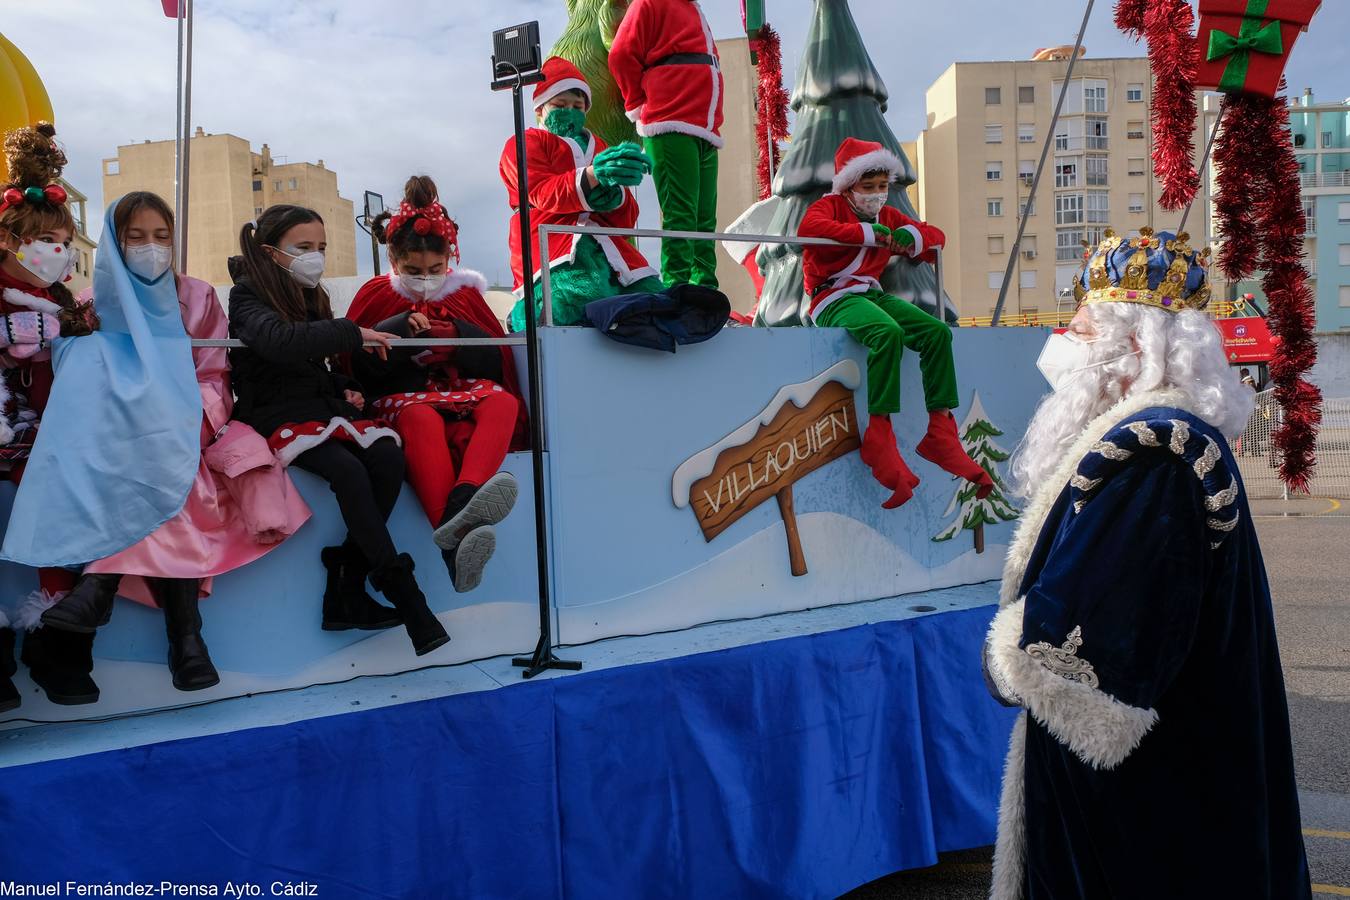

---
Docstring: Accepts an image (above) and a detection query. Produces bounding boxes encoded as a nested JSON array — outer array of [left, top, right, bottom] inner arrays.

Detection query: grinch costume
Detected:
[[500, 56, 662, 331], [609, 0, 724, 288], [801, 138, 990, 509]]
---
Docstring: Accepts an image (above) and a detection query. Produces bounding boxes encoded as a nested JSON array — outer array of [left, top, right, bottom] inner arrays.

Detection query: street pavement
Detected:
[[841, 512, 1350, 899]]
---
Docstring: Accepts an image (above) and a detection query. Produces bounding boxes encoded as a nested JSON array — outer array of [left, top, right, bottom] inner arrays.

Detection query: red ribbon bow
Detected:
[[0, 183, 69, 214]]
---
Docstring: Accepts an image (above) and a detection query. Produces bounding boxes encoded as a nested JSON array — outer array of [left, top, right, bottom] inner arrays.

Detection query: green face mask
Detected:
[[544, 107, 587, 139]]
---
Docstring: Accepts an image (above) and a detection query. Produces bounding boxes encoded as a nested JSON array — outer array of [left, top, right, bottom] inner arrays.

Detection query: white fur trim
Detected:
[[636, 120, 725, 150], [999, 388, 1191, 608], [991, 712, 1028, 900], [859, 222, 876, 247], [559, 134, 595, 171], [275, 418, 401, 467], [576, 168, 595, 212], [1, 287, 63, 316], [534, 77, 591, 111], [899, 224, 924, 257], [625, 107, 642, 123], [14, 588, 66, 631], [807, 280, 877, 323], [831, 148, 902, 195], [987, 598, 1158, 769], [386, 269, 489, 304], [695, 5, 722, 140]]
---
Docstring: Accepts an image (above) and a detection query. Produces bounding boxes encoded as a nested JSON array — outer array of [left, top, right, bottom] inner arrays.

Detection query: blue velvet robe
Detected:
[[986, 406, 1310, 900]]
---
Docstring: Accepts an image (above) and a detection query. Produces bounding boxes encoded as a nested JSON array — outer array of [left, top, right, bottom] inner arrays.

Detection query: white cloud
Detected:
[[5, 0, 1347, 286]]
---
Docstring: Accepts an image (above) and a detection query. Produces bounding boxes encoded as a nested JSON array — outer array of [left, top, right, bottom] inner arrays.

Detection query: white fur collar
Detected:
[[386, 268, 488, 304], [999, 387, 1193, 607], [2, 286, 63, 316]]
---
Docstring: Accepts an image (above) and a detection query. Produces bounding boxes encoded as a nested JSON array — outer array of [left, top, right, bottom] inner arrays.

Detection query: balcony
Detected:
[[1301, 171, 1350, 189]]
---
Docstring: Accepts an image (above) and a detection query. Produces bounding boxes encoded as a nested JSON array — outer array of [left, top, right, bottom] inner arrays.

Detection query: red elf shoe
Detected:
[[860, 415, 920, 509], [916, 410, 994, 499]]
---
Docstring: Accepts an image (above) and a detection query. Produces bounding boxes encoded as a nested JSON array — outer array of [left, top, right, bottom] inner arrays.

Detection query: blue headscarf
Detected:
[[1, 198, 200, 567]]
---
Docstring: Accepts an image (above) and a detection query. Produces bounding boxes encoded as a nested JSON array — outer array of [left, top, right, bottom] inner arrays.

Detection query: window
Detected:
[[288, 178, 298, 190], [1019, 160, 1035, 186], [988, 272, 1004, 290], [1086, 116, 1109, 150], [1023, 235, 1038, 254], [988, 198, 1004, 217], [1084, 80, 1108, 113], [1019, 198, 1036, 218], [104, 160, 120, 176], [1129, 193, 1146, 214], [1018, 123, 1036, 143], [1020, 270, 1038, 289], [1019, 85, 1035, 104], [254, 207, 263, 217], [1127, 121, 1146, 140], [1340, 244, 1350, 266], [1340, 202, 1350, 223], [1341, 286, 1350, 308], [273, 180, 282, 192], [985, 124, 1003, 143], [1056, 194, 1084, 225], [988, 235, 1006, 254], [1127, 83, 1144, 102], [986, 87, 1002, 105], [1086, 156, 1109, 186], [1054, 123, 1070, 151], [1055, 157, 1080, 189], [1057, 229, 1084, 262], [1128, 157, 1147, 176], [1086, 191, 1110, 224], [252, 180, 263, 191], [986, 161, 1003, 181]]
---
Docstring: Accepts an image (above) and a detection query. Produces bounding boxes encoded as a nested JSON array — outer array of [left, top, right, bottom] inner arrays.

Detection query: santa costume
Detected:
[[347, 201, 527, 592], [982, 231, 1310, 899], [500, 56, 662, 331], [801, 138, 990, 508], [609, 0, 724, 287]]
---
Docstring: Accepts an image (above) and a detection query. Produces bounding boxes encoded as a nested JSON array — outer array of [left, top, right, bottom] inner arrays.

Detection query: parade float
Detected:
[[0, 0, 1323, 894]]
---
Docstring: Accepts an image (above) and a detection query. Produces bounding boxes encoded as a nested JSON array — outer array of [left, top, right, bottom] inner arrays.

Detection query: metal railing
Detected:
[[534, 223, 950, 325], [191, 336, 525, 348]]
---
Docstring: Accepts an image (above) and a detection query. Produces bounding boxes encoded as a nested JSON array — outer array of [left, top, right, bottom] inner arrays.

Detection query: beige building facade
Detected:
[[914, 51, 1213, 320], [713, 37, 760, 314], [102, 129, 356, 287], [58, 178, 96, 296]]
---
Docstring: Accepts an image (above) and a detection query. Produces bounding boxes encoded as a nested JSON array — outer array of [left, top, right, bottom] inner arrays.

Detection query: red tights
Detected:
[[394, 392, 519, 525]]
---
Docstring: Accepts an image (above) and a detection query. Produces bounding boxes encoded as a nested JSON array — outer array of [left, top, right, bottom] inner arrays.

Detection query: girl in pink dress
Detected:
[[38, 192, 311, 699]]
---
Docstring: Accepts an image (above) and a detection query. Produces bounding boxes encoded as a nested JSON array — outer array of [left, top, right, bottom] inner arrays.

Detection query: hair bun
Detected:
[[3, 122, 67, 190], [404, 174, 439, 209]]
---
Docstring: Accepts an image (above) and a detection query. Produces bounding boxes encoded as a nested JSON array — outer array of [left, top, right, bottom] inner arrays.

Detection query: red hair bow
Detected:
[[0, 183, 68, 214], [386, 201, 460, 261]]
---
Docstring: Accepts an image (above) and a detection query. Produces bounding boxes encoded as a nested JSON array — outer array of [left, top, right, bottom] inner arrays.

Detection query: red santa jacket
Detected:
[[499, 128, 658, 297], [798, 194, 945, 321], [609, 0, 725, 148]]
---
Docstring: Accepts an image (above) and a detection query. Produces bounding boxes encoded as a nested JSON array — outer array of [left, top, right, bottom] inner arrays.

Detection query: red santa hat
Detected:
[[831, 138, 903, 195], [533, 56, 592, 112]]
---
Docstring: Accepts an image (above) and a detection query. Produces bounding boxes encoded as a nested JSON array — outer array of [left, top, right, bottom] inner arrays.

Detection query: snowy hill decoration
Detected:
[[932, 391, 1020, 554], [673, 360, 861, 576]]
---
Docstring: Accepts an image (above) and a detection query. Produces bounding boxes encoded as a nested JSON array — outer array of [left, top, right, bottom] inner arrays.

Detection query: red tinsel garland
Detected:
[[751, 25, 789, 201], [1143, 0, 1199, 209], [1213, 94, 1266, 280], [1114, 0, 1148, 35]]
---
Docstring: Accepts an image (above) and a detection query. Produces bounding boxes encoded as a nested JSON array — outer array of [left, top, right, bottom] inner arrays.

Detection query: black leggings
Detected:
[[293, 438, 405, 570]]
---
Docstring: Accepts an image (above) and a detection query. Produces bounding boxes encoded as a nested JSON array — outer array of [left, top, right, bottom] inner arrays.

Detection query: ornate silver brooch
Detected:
[[1025, 626, 1100, 689]]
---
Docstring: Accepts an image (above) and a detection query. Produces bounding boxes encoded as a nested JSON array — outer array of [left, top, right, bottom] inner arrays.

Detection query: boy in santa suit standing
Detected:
[[801, 138, 992, 510], [609, 0, 723, 289], [499, 56, 663, 331]]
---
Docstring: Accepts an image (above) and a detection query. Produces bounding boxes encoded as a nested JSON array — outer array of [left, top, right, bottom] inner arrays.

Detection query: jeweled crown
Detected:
[[1073, 227, 1212, 313]]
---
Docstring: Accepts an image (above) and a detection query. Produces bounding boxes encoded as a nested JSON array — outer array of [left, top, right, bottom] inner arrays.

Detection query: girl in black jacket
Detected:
[[227, 204, 449, 656]]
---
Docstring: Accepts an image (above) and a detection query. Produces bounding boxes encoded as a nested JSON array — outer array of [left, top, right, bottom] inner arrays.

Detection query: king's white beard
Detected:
[[1009, 365, 1123, 498]]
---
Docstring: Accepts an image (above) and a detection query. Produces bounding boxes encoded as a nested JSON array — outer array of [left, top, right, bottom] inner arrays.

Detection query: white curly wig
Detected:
[[1010, 303, 1255, 498]]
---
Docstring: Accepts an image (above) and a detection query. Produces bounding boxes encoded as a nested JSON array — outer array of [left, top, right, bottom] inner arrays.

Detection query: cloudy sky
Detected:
[[6, 1, 1348, 285]]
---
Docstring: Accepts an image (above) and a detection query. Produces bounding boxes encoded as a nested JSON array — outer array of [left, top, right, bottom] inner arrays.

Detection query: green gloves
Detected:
[[891, 226, 915, 248], [870, 223, 893, 241], [870, 223, 915, 251], [583, 181, 626, 213], [593, 142, 653, 188]]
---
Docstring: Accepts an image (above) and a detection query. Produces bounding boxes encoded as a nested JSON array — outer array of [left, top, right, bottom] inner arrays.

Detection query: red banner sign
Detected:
[[161, 0, 179, 17], [1217, 316, 1279, 363]]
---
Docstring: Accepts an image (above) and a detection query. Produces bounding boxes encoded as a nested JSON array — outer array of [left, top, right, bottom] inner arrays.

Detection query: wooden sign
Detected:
[[673, 361, 862, 576]]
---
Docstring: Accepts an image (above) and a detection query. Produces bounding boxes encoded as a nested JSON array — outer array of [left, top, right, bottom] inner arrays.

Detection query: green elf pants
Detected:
[[509, 235, 666, 332], [815, 289, 959, 415], [644, 133, 719, 289]]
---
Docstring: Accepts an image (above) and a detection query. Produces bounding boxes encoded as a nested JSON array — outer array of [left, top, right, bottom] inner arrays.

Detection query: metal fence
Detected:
[[1236, 389, 1350, 508]]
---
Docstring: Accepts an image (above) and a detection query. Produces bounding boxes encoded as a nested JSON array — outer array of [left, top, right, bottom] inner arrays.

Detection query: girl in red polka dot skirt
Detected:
[[346, 176, 527, 594]]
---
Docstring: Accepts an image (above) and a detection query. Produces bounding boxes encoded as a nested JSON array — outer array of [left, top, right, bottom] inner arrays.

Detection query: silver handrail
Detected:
[[191, 337, 526, 348], [536, 223, 946, 326]]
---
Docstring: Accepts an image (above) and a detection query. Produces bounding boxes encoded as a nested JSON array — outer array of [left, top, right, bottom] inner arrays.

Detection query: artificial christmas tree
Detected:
[[552, 0, 638, 149], [754, 0, 946, 327], [932, 393, 1018, 554]]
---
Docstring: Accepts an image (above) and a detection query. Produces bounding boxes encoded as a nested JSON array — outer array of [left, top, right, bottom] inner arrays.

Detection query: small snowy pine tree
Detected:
[[933, 393, 1020, 554]]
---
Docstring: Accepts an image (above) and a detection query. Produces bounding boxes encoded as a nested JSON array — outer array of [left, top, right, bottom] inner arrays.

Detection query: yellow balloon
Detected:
[[0, 31, 55, 184]]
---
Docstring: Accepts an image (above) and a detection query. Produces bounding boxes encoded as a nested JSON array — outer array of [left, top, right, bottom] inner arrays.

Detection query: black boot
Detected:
[[40, 573, 121, 633], [0, 627, 19, 713], [432, 472, 519, 552], [151, 578, 219, 692], [20, 627, 100, 705], [320, 544, 402, 631], [370, 553, 449, 656]]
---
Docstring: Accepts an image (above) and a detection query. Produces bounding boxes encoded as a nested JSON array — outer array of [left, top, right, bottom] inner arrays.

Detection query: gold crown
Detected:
[[1072, 228, 1212, 313]]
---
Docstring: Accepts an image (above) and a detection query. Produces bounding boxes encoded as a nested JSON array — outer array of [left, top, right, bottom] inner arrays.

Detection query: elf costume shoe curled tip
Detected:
[[320, 545, 402, 632], [860, 415, 920, 508], [917, 410, 995, 500]]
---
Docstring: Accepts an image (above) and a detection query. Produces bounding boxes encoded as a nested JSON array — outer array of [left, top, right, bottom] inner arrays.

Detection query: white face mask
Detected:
[[1036, 331, 1139, 392], [850, 190, 888, 219], [273, 245, 325, 288], [10, 236, 74, 286], [124, 242, 173, 281], [401, 272, 446, 299]]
